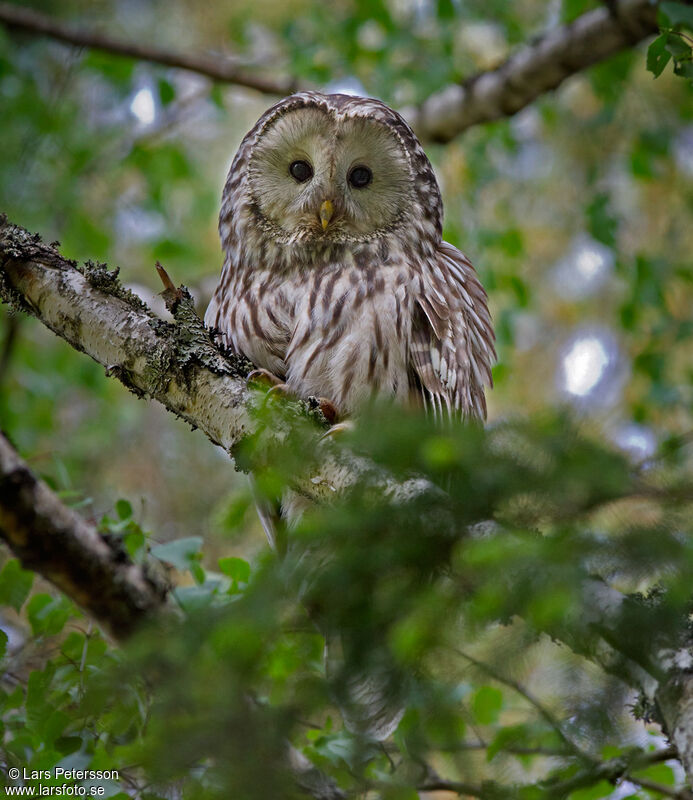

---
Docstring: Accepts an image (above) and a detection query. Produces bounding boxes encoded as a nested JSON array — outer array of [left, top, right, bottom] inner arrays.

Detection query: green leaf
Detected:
[[218, 556, 251, 584], [568, 780, 615, 799], [471, 686, 503, 725], [674, 58, 693, 77], [157, 78, 176, 106], [82, 51, 135, 86], [647, 35, 672, 78], [561, 0, 600, 23], [115, 498, 132, 520], [173, 583, 219, 613], [27, 594, 71, 636], [664, 31, 692, 59], [660, 1, 693, 28], [436, 0, 455, 21], [151, 536, 203, 571], [0, 559, 34, 611], [216, 493, 253, 532], [631, 762, 676, 786], [123, 528, 146, 561], [190, 561, 207, 585], [586, 193, 618, 247], [0, 629, 7, 659]]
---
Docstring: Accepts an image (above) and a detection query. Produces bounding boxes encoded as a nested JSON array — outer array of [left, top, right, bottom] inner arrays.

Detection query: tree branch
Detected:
[[416, 748, 686, 799], [0, 430, 170, 639], [455, 648, 593, 763], [3, 214, 693, 794], [0, 430, 348, 800], [0, 215, 425, 509], [0, 0, 678, 144], [406, 0, 664, 142], [0, 1, 301, 96]]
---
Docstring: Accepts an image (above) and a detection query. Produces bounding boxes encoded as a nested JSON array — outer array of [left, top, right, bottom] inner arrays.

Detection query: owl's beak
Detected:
[[320, 199, 334, 231]]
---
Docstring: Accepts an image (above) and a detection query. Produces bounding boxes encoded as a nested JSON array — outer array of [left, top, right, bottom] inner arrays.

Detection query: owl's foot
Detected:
[[267, 383, 292, 398], [247, 368, 283, 389], [320, 420, 356, 440]]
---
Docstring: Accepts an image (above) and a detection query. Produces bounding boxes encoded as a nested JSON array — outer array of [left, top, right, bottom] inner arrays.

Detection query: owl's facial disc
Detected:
[[248, 106, 414, 244]]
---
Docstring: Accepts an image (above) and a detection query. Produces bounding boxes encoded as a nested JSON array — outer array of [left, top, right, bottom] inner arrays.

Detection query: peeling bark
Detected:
[[656, 652, 693, 786]]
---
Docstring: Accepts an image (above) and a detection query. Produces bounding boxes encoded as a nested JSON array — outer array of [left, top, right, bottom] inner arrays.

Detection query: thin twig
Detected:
[[455, 648, 595, 763], [0, 1, 300, 96], [629, 774, 693, 799], [541, 747, 682, 798]]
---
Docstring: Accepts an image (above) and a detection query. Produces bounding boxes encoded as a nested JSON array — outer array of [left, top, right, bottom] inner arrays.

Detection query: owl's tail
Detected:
[[250, 481, 406, 741], [326, 639, 406, 741]]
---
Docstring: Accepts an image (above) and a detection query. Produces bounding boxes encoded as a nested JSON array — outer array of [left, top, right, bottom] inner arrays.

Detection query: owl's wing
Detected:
[[409, 241, 495, 420]]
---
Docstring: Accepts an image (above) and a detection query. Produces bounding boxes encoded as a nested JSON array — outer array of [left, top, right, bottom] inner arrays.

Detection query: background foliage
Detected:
[[1, 1, 693, 798]]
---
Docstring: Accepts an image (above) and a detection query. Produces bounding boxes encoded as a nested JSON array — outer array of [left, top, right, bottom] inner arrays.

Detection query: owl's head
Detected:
[[224, 93, 442, 251]]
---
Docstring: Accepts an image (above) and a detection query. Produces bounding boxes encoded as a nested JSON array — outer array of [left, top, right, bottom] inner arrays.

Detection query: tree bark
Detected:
[[0, 431, 169, 639]]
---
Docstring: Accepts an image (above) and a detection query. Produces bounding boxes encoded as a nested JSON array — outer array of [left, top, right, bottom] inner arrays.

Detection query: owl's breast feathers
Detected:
[[205, 239, 495, 419]]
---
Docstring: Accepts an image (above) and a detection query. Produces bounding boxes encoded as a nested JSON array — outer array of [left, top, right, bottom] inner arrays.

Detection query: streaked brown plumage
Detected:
[[205, 92, 495, 421], [205, 92, 495, 740]]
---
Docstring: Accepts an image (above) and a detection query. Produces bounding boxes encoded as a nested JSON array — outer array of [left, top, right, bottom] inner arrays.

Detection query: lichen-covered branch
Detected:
[[0, 215, 421, 507], [0, 431, 170, 639], [406, 0, 663, 142], [0, 1, 300, 96], [0, 215, 251, 447]]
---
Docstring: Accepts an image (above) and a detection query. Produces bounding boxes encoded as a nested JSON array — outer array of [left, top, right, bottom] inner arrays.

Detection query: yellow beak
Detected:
[[320, 199, 334, 231]]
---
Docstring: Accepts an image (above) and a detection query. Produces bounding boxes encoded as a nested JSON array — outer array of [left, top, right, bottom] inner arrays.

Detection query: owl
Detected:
[[205, 92, 495, 740], [205, 91, 495, 423]]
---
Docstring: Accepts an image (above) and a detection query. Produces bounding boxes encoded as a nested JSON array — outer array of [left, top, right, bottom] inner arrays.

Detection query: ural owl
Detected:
[[205, 92, 494, 421], [205, 92, 495, 739]]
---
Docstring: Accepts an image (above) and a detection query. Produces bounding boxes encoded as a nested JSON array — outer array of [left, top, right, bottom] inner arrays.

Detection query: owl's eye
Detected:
[[289, 160, 313, 183], [348, 165, 372, 189]]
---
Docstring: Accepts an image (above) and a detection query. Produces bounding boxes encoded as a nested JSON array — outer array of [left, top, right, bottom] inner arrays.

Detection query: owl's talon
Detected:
[[267, 383, 291, 398], [247, 368, 283, 389], [320, 420, 356, 440]]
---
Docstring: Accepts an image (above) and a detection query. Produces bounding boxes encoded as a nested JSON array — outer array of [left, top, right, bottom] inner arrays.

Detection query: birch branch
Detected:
[[657, 654, 693, 788], [407, 0, 664, 142], [0, 215, 422, 508], [0, 1, 300, 96]]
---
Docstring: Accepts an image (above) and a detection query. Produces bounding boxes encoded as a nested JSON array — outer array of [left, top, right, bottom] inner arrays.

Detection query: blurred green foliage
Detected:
[[1, 0, 693, 798]]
